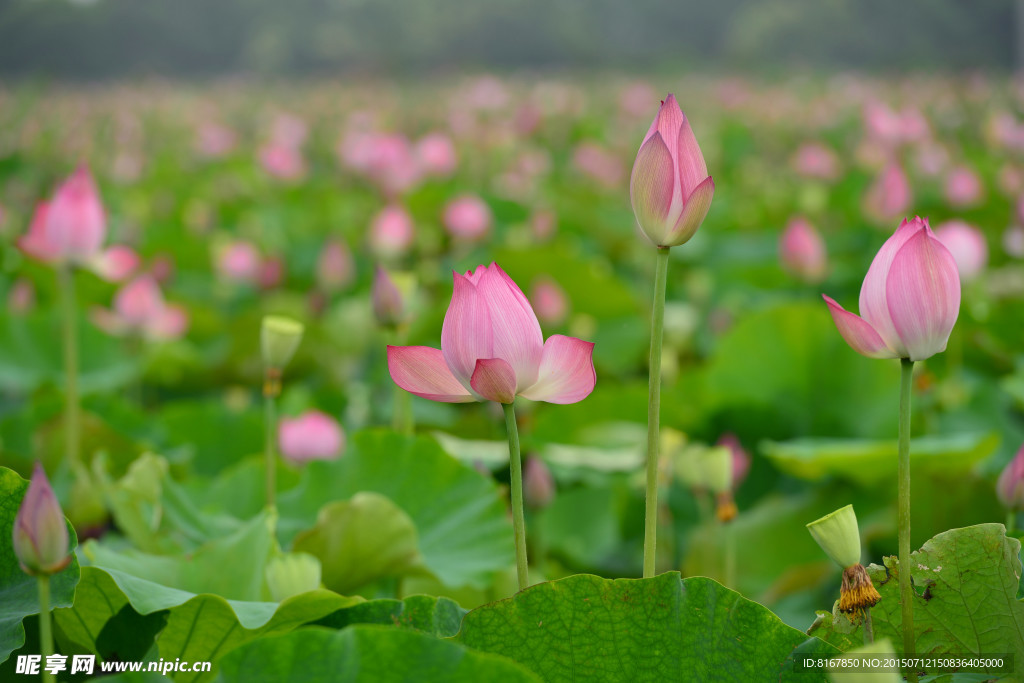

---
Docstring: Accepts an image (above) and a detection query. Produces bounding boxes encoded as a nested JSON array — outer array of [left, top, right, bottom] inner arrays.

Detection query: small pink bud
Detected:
[[997, 444, 1024, 510], [317, 240, 355, 292], [779, 218, 827, 283], [278, 411, 345, 465], [45, 166, 106, 264], [216, 241, 262, 284], [369, 205, 415, 258], [443, 195, 492, 243], [944, 166, 983, 207], [523, 457, 556, 508], [13, 463, 71, 576], [372, 266, 405, 327], [530, 277, 569, 325], [934, 221, 988, 282], [415, 133, 458, 177]]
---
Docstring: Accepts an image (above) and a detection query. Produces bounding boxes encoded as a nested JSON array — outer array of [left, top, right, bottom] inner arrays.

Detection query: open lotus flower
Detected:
[[388, 263, 596, 405], [823, 217, 961, 362], [629, 94, 714, 248]]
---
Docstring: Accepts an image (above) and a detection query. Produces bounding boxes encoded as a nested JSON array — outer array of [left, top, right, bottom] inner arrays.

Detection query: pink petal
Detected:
[[858, 217, 927, 356], [470, 357, 518, 404], [441, 272, 493, 387], [519, 335, 596, 404], [387, 345, 476, 403], [664, 176, 715, 247], [885, 229, 961, 361], [45, 166, 106, 264], [652, 94, 684, 154], [629, 132, 676, 246], [822, 295, 898, 359], [676, 115, 709, 199], [477, 264, 543, 389]]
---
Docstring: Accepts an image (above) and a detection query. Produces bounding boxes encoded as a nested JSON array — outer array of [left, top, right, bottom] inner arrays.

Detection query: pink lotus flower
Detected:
[[792, 143, 840, 181], [13, 463, 70, 576], [415, 133, 458, 177], [44, 166, 106, 264], [530, 277, 569, 325], [91, 245, 140, 282], [18, 202, 61, 264], [388, 263, 596, 405], [779, 218, 827, 283], [216, 241, 262, 284], [368, 205, 415, 258], [865, 161, 911, 221], [317, 240, 355, 292], [278, 411, 345, 464], [933, 221, 988, 282], [823, 217, 961, 361], [997, 444, 1024, 510], [443, 195, 492, 242], [629, 94, 715, 247], [944, 166, 983, 207]]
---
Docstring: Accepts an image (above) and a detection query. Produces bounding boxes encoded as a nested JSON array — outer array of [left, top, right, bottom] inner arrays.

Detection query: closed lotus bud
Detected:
[[933, 220, 988, 283], [278, 411, 345, 465], [13, 463, 71, 576], [523, 456, 555, 509], [779, 218, 827, 283], [997, 444, 1024, 511], [265, 552, 322, 602], [372, 266, 406, 328], [807, 505, 879, 616], [629, 94, 715, 248], [261, 315, 304, 372], [18, 202, 61, 264], [44, 166, 106, 265]]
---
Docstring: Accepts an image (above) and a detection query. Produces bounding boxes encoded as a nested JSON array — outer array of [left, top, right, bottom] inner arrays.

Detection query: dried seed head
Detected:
[[839, 563, 881, 615]]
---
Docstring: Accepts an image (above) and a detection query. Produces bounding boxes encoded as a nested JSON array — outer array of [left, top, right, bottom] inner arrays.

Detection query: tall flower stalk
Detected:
[[388, 263, 596, 591], [630, 95, 715, 577], [823, 216, 960, 676], [57, 266, 80, 467], [260, 316, 304, 509]]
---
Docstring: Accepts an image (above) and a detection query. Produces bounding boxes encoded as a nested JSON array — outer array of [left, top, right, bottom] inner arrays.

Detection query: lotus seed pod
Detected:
[[700, 445, 733, 495], [261, 315, 304, 371], [806, 504, 862, 569]]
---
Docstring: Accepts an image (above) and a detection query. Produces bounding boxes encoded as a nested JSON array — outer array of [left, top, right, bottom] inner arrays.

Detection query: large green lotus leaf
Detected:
[[809, 524, 1024, 673], [455, 572, 838, 682], [312, 594, 467, 637], [61, 566, 358, 683], [277, 430, 513, 589], [293, 492, 424, 595], [761, 433, 998, 485], [83, 508, 278, 601], [0, 467, 80, 663], [215, 624, 541, 682]]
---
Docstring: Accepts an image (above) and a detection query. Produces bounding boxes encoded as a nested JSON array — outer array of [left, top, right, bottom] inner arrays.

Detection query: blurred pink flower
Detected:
[[415, 132, 458, 177], [195, 122, 237, 158], [259, 257, 286, 290], [575, 142, 624, 189], [8, 278, 35, 314], [90, 245, 140, 282], [530, 277, 569, 325], [914, 143, 948, 177], [341, 132, 421, 196], [368, 204, 415, 258], [944, 166, 983, 207], [619, 82, 658, 118], [216, 241, 262, 284], [792, 143, 839, 181], [317, 239, 355, 293], [18, 202, 61, 264], [716, 433, 751, 489], [1003, 225, 1024, 258], [96, 275, 188, 341], [146, 305, 189, 341], [150, 253, 175, 284], [530, 209, 557, 242], [45, 166, 107, 265], [629, 94, 714, 247], [388, 263, 596, 405], [523, 456, 556, 508], [259, 142, 306, 181], [997, 444, 1024, 510], [271, 113, 308, 148], [372, 266, 405, 327], [779, 218, 827, 283], [823, 217, 960, 361], [278, 411, 345, 464], [443, 195, 492, 243], [933, 220, 988, 282], [114, 276, 165, 327], [865, 161, 911, 221]]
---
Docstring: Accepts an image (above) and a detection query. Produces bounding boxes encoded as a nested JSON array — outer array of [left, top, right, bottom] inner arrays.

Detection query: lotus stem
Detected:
[[58, 266, 80, 468], [503, 401, 529, 591], [898, 357, 917, 682], [37, 575, 55, 683], [643, 246, 670, 578]]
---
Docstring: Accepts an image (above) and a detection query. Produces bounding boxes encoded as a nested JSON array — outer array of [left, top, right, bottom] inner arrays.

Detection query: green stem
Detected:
[[37, 575, 54, 683], [264, 386, 278, 509], [863, 607, 875, 645], [58, 266, 80, 468], [503, 401, 529, 591], [898, 358, 917, 682], [643, 246, 670, 578], [724, 522, 736, 589]]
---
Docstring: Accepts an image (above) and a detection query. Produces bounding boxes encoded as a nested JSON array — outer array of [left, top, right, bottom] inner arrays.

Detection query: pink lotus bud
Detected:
[[368, 205, 415, 258], [779, 218, 827, 283], [415, 133, 457, 177], [865, 161, 911, 221], [45, 166, 106, 264], [530, 277, 569, 325], [372, 266, 405, 327], [216, 241, 262, 284], [823, 217, 961, 362], [944, 166, 983, 207], [114, 276, 165, 328], [17, 202, 61, 264], [575, 142, 624, 189], [388, 263, 596, 405], [317, 240, 355, 292], [278, 411, 345, 465], [91, 245, 140, 282], [443, 195, 492, 243], [8, 278, 36, 314], [523, 457, 556, 508], [933, 221, 988, 282], [13, 463, 71, 576], [259, 143, 306, 181], [792, 143, 839, 181], [997, 444, 1024, 510], [715, 433, 751, 489], [629, 94, 715, 248]]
